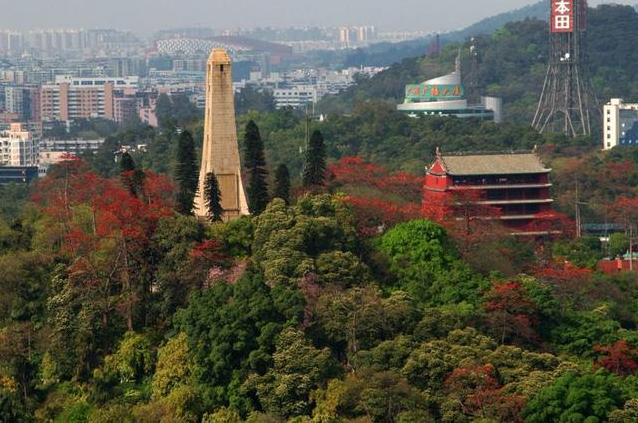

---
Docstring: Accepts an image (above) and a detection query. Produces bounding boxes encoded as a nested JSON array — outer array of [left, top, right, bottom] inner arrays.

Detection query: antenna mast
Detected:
[[532, 0, 598, 137]]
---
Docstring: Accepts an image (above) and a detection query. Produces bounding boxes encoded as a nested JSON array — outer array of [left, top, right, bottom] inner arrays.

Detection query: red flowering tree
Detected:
[[189, 239, 232, 289], [34, 158, 174, 331], [594, 340, 638, 377], [482, 281, 539, 346], [328, 157, 423, 236], [424, 187, 507, 255], [535, 260, 593, 314], [342, 197, 422, 237], [444, 363, 526, 422], [524, 210, 574, 239]]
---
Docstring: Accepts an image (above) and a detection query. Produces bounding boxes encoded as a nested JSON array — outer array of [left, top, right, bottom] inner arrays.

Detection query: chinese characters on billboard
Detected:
[[551, 0, 574, 33]]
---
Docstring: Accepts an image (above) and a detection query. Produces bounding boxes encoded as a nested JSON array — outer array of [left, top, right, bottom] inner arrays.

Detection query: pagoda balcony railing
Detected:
[[449, 183, 552, 190], [479, 199, 554, 206], [452, 176, 548, 186]]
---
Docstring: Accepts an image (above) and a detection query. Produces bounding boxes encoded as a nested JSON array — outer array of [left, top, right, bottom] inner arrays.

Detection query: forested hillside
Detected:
[[4, 4, 638, 423], [3, 144, 638, 421], [320, 4, 638, 127]]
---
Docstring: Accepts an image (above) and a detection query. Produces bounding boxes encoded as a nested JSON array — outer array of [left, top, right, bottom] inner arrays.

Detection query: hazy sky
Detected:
[[3, 0, 635, 33]]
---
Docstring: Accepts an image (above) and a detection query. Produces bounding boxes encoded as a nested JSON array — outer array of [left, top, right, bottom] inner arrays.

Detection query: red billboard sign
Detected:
[[551, 0, 575, 33]]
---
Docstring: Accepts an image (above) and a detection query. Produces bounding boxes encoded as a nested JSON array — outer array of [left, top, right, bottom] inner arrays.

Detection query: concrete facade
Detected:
[[603, 98, 638, 150], [194, 49, 249, 221], [40, 76, 138, 122], [0, 123, 38, 167]]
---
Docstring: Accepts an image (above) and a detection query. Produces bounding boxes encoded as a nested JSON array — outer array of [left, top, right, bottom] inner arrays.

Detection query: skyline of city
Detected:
[[2, 0, 633, 34]]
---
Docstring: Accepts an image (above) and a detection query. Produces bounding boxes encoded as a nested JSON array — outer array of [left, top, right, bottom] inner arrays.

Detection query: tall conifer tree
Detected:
[[204, 172, 224, 222], [174, 130, 199, 215], [119, 152, 144, 197], [302, 130, 327, 189], [244, 121, 269, 215], [273, 164, 291, 205]]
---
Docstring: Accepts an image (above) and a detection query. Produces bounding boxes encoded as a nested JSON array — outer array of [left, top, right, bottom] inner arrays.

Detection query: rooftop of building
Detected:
[[431, 149, 551, 176]]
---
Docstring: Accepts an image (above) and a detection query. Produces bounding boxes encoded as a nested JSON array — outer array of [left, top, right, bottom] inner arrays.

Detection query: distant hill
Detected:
[[445, 1, 547, 42], [340, 1, 547, 68], [319, 4, 638, 130]]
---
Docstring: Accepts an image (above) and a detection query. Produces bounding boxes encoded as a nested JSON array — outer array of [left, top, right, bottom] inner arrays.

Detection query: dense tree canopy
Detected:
[[5, 4, 638, 422]]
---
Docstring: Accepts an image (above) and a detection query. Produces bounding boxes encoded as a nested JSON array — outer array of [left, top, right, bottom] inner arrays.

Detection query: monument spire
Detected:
[[194, 49, 249, 221]]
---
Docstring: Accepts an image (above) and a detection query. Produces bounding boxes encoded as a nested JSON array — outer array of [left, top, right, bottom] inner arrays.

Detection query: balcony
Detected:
[[451, 175, 551, 189], [450, 183, 553, 190], [480, 199, 554, 206]]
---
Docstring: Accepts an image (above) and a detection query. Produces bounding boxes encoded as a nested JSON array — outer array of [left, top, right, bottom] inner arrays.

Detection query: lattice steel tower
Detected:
[[533, 0, 597, 137]]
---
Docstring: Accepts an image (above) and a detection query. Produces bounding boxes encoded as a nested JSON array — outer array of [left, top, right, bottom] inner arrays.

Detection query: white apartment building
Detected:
[[0, 123, 38, 167], [603, 98, 638, 150], [273, 86, 318, 109]]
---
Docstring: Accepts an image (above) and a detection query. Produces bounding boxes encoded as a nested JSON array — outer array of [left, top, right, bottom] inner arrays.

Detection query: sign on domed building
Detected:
[[398, 53, 502, 122]]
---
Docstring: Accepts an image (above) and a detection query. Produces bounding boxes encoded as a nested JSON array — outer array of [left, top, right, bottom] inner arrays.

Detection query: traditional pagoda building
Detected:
[[423, 149, 556, 235]]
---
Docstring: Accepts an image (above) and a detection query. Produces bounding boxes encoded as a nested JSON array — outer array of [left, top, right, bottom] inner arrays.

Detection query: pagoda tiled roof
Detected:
[[435, 151, 551, 176]]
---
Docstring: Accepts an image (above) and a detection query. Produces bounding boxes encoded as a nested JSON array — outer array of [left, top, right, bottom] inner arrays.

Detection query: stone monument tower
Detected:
[[194, 49, 249, 221]]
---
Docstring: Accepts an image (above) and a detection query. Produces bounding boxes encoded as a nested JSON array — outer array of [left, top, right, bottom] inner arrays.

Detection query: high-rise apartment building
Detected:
[[337, 26, 376, 47], [0, 31, 26, 56], [40, 76, 138, 122], [4, 85, 40, 121]]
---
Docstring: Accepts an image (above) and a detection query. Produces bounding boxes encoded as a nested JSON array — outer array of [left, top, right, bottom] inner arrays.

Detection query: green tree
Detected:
[[154, 94, 174, 129], [313, 369, 432, 422], [315, 287, 420, 359], [376, 219, 485, 306], [550, 308, 628, 357], [174, 271, 286, 412], [315, 251, 370, 287], [402, 328, 497, 392], [119, 152, 144, 197], [523, 371, 625, 423], [152, 215, 206, 322], [302, 130, 327, 189], [204, 172, 224, 222], [272, 164, 291, 205], [609, 398, 638, 423], [244, 121, 270, 215], [95, 332, 153, 385], [609, 233, 630, 258], [119, 151, 136, 174], [203, 407, 242, 423], [174, 130, 199, 215], [246, 328, 338, 418], [235, 86, 276, 115], [252, 196, 359, 285], [152, 333, 194, 399]]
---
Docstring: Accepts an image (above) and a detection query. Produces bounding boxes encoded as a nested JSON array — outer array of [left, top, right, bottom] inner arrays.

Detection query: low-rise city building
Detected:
[[273, 85, 318, 109]]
